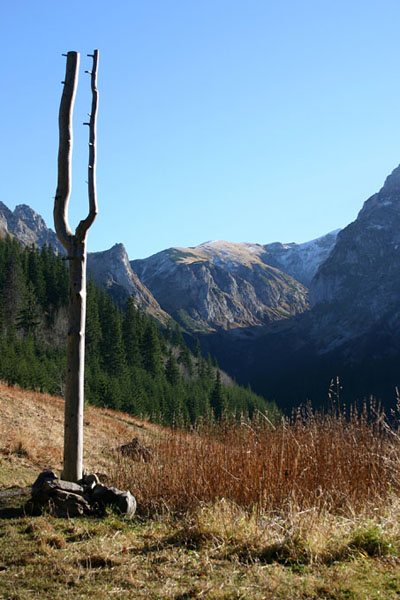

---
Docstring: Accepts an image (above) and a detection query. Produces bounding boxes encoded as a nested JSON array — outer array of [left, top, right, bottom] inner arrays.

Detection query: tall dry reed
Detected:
[[111, 401, 400, 517]]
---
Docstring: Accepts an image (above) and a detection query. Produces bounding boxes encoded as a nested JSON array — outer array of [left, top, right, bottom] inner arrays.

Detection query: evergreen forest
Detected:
[[0, 236, 274, 426]]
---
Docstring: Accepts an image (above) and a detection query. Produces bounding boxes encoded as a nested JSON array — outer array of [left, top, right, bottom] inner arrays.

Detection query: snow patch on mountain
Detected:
[[263, 230, 340, 286]]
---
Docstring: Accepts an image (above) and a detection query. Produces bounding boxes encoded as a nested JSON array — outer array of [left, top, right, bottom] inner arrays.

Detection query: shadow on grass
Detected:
[[0, 487, 30, 519], [0, 505, 26, 519]]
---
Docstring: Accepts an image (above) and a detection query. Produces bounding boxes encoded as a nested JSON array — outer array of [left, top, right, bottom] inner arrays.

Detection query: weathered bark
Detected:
[[54, 50, 99, 482]]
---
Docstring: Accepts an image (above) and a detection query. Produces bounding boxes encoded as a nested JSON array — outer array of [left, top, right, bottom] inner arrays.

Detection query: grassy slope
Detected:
[[0, 381, 400, 599]]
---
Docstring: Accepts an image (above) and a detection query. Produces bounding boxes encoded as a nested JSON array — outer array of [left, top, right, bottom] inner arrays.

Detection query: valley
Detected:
[[2, 163, 400, 409]]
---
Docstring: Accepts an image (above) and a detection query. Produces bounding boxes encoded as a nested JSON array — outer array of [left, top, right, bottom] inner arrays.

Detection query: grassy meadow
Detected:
[[0, 381, 400, 599]]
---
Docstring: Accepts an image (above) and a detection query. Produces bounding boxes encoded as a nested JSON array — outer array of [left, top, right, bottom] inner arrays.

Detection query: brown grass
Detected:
[[1, 379, 399, 523], [1, 382, 400, 598], [111, 402, 400, 518], [0, 380, 155, 483]]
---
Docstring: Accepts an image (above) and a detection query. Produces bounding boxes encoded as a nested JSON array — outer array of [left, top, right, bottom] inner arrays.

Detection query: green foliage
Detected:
[[165, 350, 180, 386], [210, 370, 225, 420], [16, 281, 41, 335], [141, 322, 162, 376], [0, 235, 276, 427], [349, 525, 393, 557]]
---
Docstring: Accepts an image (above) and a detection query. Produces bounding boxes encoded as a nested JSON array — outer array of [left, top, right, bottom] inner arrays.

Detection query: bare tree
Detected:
[[54, 50, 99, 482]]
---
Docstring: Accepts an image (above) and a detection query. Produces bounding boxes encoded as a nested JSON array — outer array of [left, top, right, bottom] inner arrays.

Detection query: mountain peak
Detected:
[[357, 164, 400, 223], [14, 203, 37, 215], [0, 201, 63, 252], [14, 204, 48, 231], [0, 201, 13, 217], [381, 163, 400, 194], [109, 242, 128, 257], [87, 244, 169, 323]]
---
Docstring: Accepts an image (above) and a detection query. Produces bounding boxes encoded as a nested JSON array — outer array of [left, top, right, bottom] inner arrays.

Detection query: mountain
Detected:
[[200, 164, 400, 409], [0, 201, 334, 336], [132, 240, 309, 332], [0, 202, 64, 252], [0, 202, 169, 324], [129, 231, 339, 333], [263, 230, 340, 286], [87, 243, 169, 324], [309, 164, 400, 353], [4, 161, 400, 410]]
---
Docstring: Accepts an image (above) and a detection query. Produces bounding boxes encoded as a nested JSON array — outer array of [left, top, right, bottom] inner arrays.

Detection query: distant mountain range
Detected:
[[132, 240, 311, 332], [2, 164, 400, 409], [0, 199, 336, 334], [199, 164, 400, 408]]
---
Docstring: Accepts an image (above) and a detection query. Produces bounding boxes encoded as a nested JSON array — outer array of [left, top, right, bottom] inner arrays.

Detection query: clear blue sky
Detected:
[[1, 1, 400, 259]]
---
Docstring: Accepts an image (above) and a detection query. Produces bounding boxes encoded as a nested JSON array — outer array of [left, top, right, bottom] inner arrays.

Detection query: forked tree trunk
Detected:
[[54, 50, 99, 482]]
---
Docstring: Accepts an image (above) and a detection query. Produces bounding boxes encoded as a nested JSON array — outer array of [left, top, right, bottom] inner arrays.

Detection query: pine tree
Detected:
[[41, 244, 68, 311], [205, 353, 214, 382], [86, 278, 102, 364], [210, 370, 225, 420], [194, 338, 201, 360], [16, 282, 41, 336], [164, 320, 173, 343], [27, 246, 46, 307], [141, 322, 162, 376], [100, 298, 127, 377], [165, 349, 180, 386], [173, 323, 185, 348], [122, 296, 141, 368], [3, 247, 25, 328]]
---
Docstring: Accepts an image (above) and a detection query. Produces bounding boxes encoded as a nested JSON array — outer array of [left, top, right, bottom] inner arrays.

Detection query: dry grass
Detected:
[[1, 382, 400, 598], [0, 380, 154, 484], [112, 402, 400, 518], [0, 502, 399, 599]]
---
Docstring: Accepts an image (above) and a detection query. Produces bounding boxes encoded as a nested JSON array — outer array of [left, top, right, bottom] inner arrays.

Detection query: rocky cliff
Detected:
[[263, 230, 339, 286], [0, 202, 64, 252], [87, 243, 169, 323], [200, 164, 400, 408], [132, 240, 309, 332], [6, 161, 400, 409], [309, 164, 400, 353]]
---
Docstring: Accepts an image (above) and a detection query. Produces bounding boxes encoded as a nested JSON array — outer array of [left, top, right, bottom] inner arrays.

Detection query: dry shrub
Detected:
[[9, 437, 32, 459], [111, 401, 400, 518]]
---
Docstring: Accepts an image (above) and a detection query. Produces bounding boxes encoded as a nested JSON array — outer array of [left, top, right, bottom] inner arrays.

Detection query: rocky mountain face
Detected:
[[200, 164, 400, 409], [0, 201, 333, 336], [263, 230, 339, 286], [0, 202, 64, 252], [5, 162, 400, 408], [132, 241, 309, 332], [87, 244, 169, 324], [0, 201, 169, 323], [309, 164, 400, 354]]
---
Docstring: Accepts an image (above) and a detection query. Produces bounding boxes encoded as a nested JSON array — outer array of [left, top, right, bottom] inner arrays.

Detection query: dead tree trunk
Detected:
[[54, 50, 99, 482]]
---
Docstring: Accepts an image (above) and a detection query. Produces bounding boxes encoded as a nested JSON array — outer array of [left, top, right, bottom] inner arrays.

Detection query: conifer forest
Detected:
[[0, 236, 273, 426]]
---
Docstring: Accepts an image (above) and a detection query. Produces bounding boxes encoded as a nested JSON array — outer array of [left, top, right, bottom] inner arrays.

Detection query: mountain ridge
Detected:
[[197, 163, 400, 408], [0, 198, 335, 334], [87, 243, 170, 323], [4, 161, 400, 408], [0, 202, 64, 252], [131, 240, 312, 332]]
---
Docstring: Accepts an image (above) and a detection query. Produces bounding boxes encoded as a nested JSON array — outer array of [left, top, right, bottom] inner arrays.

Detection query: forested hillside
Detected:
[[0, 236, 274, 425]]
